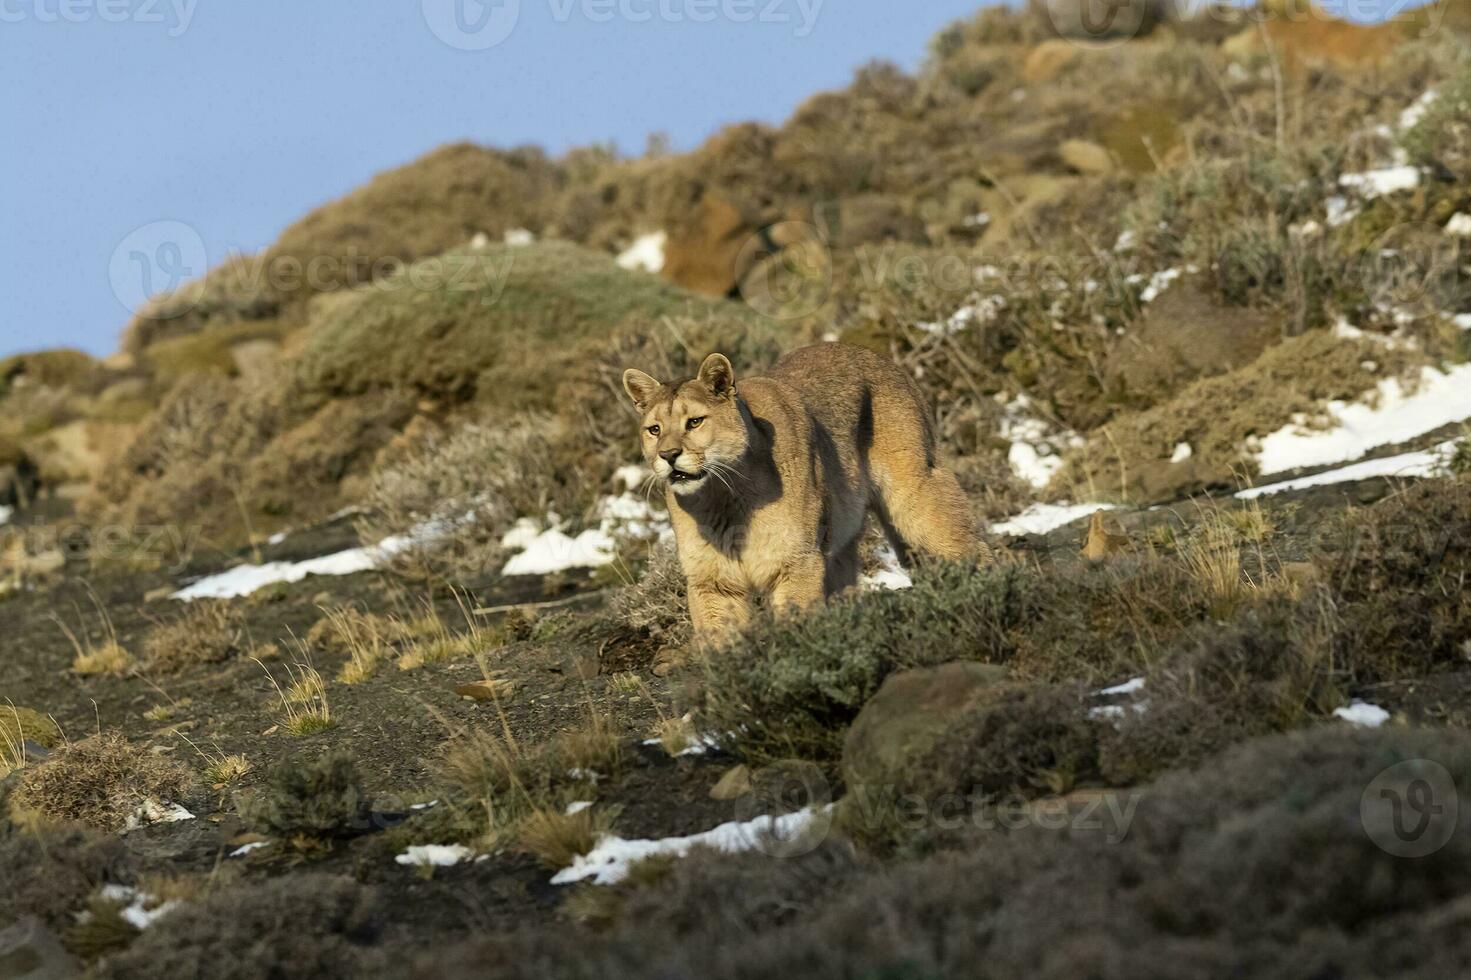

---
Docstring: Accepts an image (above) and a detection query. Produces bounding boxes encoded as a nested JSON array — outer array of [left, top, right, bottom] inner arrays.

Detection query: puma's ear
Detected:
[[622, 369, 662, 409], [697, 353, 735, 398]]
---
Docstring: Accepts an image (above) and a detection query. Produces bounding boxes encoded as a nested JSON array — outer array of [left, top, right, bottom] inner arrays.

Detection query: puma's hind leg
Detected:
[[869, 428, 987, 566]]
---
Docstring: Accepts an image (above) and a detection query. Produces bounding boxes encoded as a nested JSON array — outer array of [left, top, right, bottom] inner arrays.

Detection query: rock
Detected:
[[1081, 511, 1130, 560], [708, 764, 752, 801], [454, 678, 515, 702], [1223, 15, 1402, 73], [1103, 276, 1279, 404], [230, 339, 282, 385], [843, 661, 1009, 790], [0, 916, 80, 980], [1021, 38, 1083, 83], [1058, 138, 1115, 175], [661, 194, 752, 297]]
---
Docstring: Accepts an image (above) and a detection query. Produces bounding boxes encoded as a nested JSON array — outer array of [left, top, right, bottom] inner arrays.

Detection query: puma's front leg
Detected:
[[687, 578, 752, 644], [768, 551, 826, 616]]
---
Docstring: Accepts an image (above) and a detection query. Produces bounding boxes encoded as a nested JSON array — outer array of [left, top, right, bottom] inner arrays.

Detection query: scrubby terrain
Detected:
[[6, 2, 1471, 976]]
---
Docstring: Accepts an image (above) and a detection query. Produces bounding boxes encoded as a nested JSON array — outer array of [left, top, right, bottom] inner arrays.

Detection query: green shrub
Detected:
[[1329, 473, 1471, 684], [295, 241, 758, 409], [701, 563, 1043, 765], [241, 751, 367, 839]]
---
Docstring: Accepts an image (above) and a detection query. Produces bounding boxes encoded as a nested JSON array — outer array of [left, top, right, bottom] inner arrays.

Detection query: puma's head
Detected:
[[622, 353, 746, 495]]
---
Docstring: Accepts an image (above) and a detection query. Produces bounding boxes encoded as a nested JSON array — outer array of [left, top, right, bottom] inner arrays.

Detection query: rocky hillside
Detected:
[[4, 3, 1471, 977]]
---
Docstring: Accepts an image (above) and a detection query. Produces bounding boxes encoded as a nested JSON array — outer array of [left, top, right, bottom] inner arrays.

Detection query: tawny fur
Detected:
[[623, 343, 988, 640]]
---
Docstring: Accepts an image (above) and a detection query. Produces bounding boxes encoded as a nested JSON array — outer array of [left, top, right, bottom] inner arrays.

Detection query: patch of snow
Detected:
[[266, 531, 289, 546], [1170, 442, 1193, 464], [469, 232, 490, 249], [616, 231, 667, 273], [503, 228, 535, 247], [997, 393, 1080, 490], [1137, 267, 1191, 304], [640, 732, 721, 757], [1113, 229, 1137, 252], [0, 505, 10, 525], [991, 502, 1118, 538], [1291, 219, 1323, 239], [1256, 365, 1471, 475], [916, 294, 1005, 336], [173, 514, 456, 601], [1399, 90, 1437, 131], [395, 844, 476, 868], [613, 464, 649, 492], [1236, 440, 1454, 499], [124, 799, 195, 831], [962, 212, 991, 228], [1088, 701, 1149, 722], [1446, 213, 1471, 238], [1325, 195, 1359, 228], [1097, 677, 1146, 697], [860, 543, 912, 591], [229, 841, 271, 858], [500, 524, 617, 577], [410, 800, 439, 811], [1453, 314, 1471, 331], [552, 807, 829, 886], [501, 494, 668, 577], [1339, 166, 1421, 199], [1334, 700, 1390, 728], [97, 885, 180, 930], [565, 801, 594, 816]]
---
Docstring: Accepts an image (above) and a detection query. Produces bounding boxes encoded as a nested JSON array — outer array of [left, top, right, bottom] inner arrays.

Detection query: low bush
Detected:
[[0, 822, 133, 931], [10, 733, 194, 832], [141, 601, 246, 673], [1328, 473, 1471, 684], [240, 751, 367, 839], [94, 875, 385, 980], [430, 727, 1471, 979]]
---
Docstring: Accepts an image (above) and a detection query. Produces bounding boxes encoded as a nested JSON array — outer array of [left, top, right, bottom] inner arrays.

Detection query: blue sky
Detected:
[[0, 0, 1434, 360], [0, 0, 994, 359]]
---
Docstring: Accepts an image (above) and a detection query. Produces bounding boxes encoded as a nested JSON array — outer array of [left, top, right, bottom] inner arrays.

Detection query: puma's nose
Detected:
[[659, 448, 681, 466]]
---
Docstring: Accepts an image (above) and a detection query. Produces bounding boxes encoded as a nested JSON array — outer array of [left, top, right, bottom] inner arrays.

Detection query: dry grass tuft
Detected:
[[258, 655, 335, 736], [517, 805, 618, 869], [141, 601, 246, 674], [58, 596, 132, 677], [11, 732, 193, 832]]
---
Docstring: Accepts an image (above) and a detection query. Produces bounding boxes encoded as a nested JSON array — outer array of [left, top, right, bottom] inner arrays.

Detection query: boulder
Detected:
[[1080, 510, 1131, 560], [660, 194, 753, 297], [1223, 15, 1402, 72], [1103, 275, 1280, 406], [0, 916, 80, 980], [1022, 38, 1083, 83], [1058, 138, 1115, 175], [842, 661, 1010, 791]]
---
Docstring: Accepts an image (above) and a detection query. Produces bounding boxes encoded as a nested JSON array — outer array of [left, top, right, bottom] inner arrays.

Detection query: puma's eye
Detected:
[[686, 417, 705, 431], [646, 425, 660, 436]]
